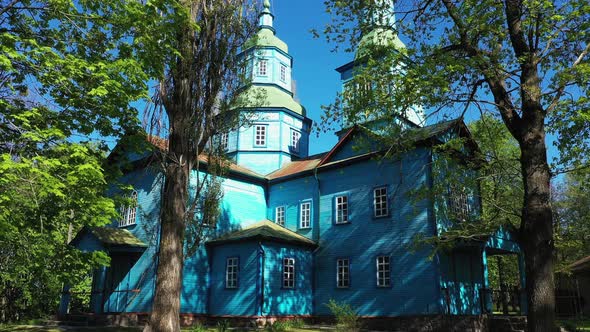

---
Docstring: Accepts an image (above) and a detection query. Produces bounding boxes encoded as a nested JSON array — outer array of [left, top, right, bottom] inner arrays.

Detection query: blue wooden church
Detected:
[[62, 1, 526, 328]]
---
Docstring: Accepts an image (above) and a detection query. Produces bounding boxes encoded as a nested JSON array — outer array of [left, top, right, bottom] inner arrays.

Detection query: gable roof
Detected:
[[206, 220, 317, 248], [71, 226, 147, 248]]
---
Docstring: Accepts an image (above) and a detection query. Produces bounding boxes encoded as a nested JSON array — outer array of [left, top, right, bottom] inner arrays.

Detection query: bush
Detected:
[[266, 320, 290, 332], [325, 299, 361, 332], [191, 322, 208, 332], [289, 318, 305, 329]]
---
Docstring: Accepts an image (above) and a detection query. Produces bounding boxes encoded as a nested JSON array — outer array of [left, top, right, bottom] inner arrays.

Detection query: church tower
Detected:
[[219, 0, 312, 175], [335, 0, 424, 135]]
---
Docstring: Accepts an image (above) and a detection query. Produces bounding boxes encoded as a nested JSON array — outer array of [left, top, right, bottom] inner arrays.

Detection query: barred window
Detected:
[[119, 191, 137, 227], [335, 195, 349, 224], [337, 258, 350, 288], [282, 258, 295, 288], [376, 256, 391, 287], [373, 187, 388, 217], [226, 257, 239, 289], [275, 206, 285, 226]]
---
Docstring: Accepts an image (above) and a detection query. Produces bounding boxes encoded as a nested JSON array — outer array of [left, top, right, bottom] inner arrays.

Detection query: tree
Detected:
[[316, 0, 589, 331], [139, 1, 258, 331], [1, 0, 152, 320]]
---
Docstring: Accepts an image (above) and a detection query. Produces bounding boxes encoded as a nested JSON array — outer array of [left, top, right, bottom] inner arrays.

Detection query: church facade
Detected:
[[62, 1, 526, 328]]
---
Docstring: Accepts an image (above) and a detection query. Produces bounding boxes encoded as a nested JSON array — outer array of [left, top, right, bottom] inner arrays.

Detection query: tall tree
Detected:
[[0, 0, 151, 321], [139, 1, 257, 331], [316, 0, 589, 331]]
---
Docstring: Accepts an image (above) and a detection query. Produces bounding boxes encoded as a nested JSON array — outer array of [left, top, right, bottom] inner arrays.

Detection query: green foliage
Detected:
[[289, 318, 305, 329], [266, 320, 290, 332], [325, 299, 361, 332], [553, 169, 590, 271], [190, 322, 208, 332], [216, 319, 229, 332]]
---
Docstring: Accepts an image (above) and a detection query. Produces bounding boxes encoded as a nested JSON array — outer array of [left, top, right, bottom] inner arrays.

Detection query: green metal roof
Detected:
[[207, 220, 317, 247], [244, 27, 288, 53], [234, 85, 305, 116], [88, 226, 147, 247], [355, 28, 406, 59]]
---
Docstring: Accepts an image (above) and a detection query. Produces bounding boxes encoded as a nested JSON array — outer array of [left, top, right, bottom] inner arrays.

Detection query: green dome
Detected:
[[355, 28, 405, 59], [234, 85, 305, 116], [244, 27, 288, 53]]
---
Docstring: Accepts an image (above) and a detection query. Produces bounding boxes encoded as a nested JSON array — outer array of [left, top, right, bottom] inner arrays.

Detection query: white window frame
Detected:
[[335, 195, 349, 224], [291, 130, 301, 153], [282, 257, 295, 289], [275, 206, 285, 226], [280, 64, 287, 82], [450, 187, 470, 221], [376, 256, 391, 287], [254, 125, 267, 147], [337, 258, 350, 288], [257, 59, 268, 76], [119, 191, 138, 227], [300, 201, 311, 229], [225, 257, 239, 289], [220, 132, 228, 151], [373, 187, 388, 218]]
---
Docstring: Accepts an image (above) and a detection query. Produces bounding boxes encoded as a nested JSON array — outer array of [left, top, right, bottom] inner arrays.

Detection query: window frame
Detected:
[[299, 201, 312, 229], [220, 132, 229, 151], [282, 257, 296, 289], [225, 256, 239, 289], [280, 64, 287, 82], [376, 255, 392, 288], [119, 191, 138, 227], [291, 129, 301, 153], [275, 206, 286, 226], [336, 258, 350, 289], [449, 186, 470, 222], [334, 194, 349, 224], [373, 186, 389, 218], [257, 59, 268, 77], [254, 124, 267, 147]]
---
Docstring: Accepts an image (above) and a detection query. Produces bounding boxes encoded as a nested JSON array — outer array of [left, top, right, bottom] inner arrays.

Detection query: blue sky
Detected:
[[268, 0, 350, 154]]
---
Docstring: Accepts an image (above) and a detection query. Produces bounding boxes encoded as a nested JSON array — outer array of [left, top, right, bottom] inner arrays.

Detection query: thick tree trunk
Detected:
[[519, 128, 556, 332], [145, 117, 190, 332]]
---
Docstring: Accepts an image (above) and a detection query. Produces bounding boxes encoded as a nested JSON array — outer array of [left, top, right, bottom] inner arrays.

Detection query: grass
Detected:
[[558, 319, 590, 332]]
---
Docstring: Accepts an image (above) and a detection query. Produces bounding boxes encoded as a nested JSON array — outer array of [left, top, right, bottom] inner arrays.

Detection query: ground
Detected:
[[0, 326, 325, 332]]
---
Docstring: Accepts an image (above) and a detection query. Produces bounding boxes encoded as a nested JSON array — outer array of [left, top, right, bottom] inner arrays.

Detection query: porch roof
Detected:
[[206, 220, 317, 248], [70, 226, 148, 250]]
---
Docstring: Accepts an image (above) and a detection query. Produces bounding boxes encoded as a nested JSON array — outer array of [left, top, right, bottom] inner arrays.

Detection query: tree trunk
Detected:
[[519, 127, 556, 332], [145, 117, 190, 332]]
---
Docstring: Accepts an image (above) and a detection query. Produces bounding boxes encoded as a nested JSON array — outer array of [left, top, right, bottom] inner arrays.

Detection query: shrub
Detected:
[[289, 318, 305, 329], [325, 299, 361, 332], [191, 322, 208, 332], [266, 320, 290, 332]]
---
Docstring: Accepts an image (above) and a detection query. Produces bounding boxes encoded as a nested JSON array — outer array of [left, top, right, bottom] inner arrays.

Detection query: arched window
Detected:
[[119, 191, 138, 227]]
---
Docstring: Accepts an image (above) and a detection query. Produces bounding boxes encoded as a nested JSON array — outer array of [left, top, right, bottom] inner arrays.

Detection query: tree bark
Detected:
[[519, 124, 556, 332], [145, 115, 190, 332]]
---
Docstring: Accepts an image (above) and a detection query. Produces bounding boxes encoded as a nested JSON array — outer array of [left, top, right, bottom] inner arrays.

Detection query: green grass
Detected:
[[558, 319, 590, 332], [0, 326, 323, 332]]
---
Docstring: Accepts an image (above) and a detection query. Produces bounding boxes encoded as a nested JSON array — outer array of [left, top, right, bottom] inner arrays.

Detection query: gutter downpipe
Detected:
[[312, 167, 322, 315], [257, 241, 266, 317]]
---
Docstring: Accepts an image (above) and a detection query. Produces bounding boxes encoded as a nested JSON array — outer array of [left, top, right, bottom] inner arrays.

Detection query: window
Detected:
[[449, 187, 470, 221], [280, 64, 287, 82], [373, 187, 388, 217], [255, 125, 267, 146], [275, 206, 285, 226], [337, 258, 350, 288], [220, 132, 228, 151], [257, 59, 268, 76], [119, 191, 138, 227], [291, 130, 301, 153], [282, 258, 295, 288], [376, 256, 391, 287], [335, 195, 349, 224], [225, 257, 239, 289], [300, 201, 311, 228]]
